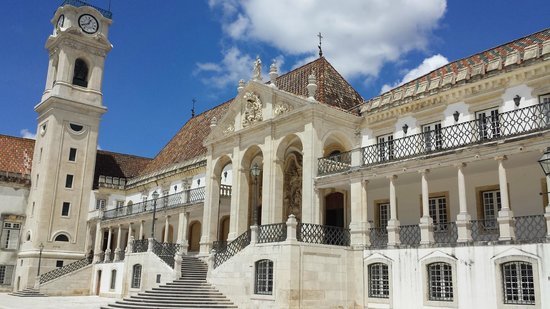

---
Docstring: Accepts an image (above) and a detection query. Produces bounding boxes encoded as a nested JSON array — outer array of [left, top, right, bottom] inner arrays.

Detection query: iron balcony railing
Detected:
[[61, 0, 113, 19], [39, 257, 91, 284], [514, 215, 546, 242], [214, 229, 251, 268], [152, 240, 183, 268], [318, 102, 550, 175], [470, 219, 500, 242], [132, 239, 148, 253], [297, 223, 350, 247], [433, 222, 458, 245], [102, 187, 206, 220], [399, 224, 421, 246], [369, 227, 388, 248], [258, 223, 287, 243]]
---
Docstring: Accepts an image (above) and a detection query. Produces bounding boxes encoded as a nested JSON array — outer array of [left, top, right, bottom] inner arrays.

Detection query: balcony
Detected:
[[318, 102, 550, 175], [102, 187, 206, 220], [61, 0, 113, 19]]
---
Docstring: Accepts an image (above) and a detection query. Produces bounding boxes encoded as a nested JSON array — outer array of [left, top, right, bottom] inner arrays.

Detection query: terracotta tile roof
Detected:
[[95, 150, 151, 179], [0, 134, 34, 176], [141, 99, 233, 174], [277, 57, 365, 114], [366, 28, 550, 111]]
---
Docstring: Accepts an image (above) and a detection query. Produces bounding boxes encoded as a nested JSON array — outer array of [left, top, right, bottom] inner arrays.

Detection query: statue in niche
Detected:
[[283, 152, 303, 221], [242, 92, 263, 127]]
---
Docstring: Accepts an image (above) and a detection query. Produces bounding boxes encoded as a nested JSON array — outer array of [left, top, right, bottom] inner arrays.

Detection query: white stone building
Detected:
[[1, 1, 550, 308]]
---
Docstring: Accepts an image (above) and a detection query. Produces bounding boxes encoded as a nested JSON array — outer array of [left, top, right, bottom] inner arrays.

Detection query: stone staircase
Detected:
[[101, 256, 237, 309], [9, 288, 47, 297]]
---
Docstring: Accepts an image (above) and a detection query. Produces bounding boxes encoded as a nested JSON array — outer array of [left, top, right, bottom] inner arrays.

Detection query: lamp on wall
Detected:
[[150, 190, 159, 239], [402, 124, 409, 134], [513, 95, 521, 107], [453, 111, 460, 122], [250, 163, 262, 226], [538, 148, 550, 176]]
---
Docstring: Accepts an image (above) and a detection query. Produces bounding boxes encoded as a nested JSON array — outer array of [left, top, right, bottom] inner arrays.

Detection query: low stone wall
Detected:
[[40, 264, 92, 296]]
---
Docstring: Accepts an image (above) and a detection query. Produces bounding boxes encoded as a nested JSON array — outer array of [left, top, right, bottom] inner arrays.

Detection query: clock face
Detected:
[[78, 14, 98, 34], [57, 15, 64, 29]]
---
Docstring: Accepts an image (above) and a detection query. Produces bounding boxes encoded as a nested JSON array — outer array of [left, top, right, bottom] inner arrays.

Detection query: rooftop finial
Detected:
[[317, 32, 323, 57], [252, 56, 262, 81], [191, 98, 196, 118]]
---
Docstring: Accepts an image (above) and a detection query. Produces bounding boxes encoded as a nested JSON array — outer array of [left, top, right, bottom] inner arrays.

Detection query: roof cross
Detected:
[[191, 98, 196, 118], [317, 32, 323, 57]]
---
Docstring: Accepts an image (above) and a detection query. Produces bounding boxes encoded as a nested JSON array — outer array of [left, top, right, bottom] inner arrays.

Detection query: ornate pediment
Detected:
[[241, 91, 263, 128]]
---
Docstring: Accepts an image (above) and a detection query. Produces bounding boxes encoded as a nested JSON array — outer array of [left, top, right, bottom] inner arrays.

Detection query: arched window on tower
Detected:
[[72, 58, 89, 87], [54, 234, 69, 242]]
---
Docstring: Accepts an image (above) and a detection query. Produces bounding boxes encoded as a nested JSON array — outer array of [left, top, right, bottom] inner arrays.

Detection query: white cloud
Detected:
[[196, 47, 254, 89], [380, 54, 449, 93], [20, 129, 35, 139], [207, 0, 447, 80]]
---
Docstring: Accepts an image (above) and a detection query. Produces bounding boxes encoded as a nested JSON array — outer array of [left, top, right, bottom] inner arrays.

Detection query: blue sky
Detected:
[[1, 0, 549, 158]]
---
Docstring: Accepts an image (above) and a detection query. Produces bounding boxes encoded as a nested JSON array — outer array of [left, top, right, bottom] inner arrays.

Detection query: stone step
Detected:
[[9, 288, 47, 297], [134, 294, 228, 300]]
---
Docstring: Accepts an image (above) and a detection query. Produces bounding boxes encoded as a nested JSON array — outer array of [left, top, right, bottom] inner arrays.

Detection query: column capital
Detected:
[[387, 175, 398, 181], [495, 155, 508, 162], [418, 169, 430, 175], [454, 162, 467, 169]]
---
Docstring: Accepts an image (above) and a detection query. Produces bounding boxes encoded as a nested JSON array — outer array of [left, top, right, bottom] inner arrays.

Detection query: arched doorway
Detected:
[[188, 221, 201, 252], [283, 151, 303, 221], [219, 216, 230, 241], [95, 270, 102, 295], [161, 224, 174, 243], [325, 192, 345, 228]]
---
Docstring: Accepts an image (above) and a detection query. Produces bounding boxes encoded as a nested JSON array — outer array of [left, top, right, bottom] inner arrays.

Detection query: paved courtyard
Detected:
[[0, 294, 112, 309]]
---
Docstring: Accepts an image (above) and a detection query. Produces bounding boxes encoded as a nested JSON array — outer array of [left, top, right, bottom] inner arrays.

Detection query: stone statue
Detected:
[[253, 56, 262, 81]]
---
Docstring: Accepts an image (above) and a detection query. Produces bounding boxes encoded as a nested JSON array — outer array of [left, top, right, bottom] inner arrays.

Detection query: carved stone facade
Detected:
[[283, 152, 303, 221], [241, 92, 263, 127]]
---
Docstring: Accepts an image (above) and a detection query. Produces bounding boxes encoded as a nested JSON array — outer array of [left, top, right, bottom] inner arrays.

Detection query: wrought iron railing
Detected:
[[318, 151, 353, 175], [212, 240, 228, 252], [318, 103, 550, 175], [132, 239, 148, 253], [61, 0, 113, 19], [433, 222, 458, 245], [297, 223, 350, 247], [399, 225, 420, 246], [258, 223, 287, 243], [514, 215, 547, 242], [152, 240, 182, 268], [102, 187, 206, 220], [470, 219, 500, 242], [214, 229, 251, 268], [220, 185, 232, 197], [369, 227, 388, 248], [39, 257, 91, 284]]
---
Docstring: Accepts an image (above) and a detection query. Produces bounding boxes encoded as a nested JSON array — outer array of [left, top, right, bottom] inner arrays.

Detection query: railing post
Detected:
[[147, 238, 154, 252], [350, 148, 362, 167], [455, 163, 472, 242], [419, 170, 434, 245], [496, 157, 515, 241], [545, 206, 550, 239], [174, 250, 182, 278], [127, 236, 134, 253], [387, 175, 401, 246], [286, 214, 298, 242], [250, 225, 258, 245]]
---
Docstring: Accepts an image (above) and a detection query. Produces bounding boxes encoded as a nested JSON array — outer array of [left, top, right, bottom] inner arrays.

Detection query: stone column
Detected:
[[200, 152, 221, 254], [126, 222, 133, 252], [104, 227, 112, 262], [261, 133, 274, 224], [301, 121, 321, 224], [114, 225, 123, 261], [84, 222, 93, 254], [455, 163, 472, 242], [272, 159, 285, 223], [496, 156, 515, 240], [349, 178, 370, 248], [139, 220, 144, 240], [93, 221, 103, 263], [387, 175, 400, 246], [228, 144, 248, 241], [286, 214, 298, 242], [545, 176, 550, 238], [164, 216, 170, 243], [419, 170, 434, 244], [250, 225, 258, 245], [176, 212, 190, 253]]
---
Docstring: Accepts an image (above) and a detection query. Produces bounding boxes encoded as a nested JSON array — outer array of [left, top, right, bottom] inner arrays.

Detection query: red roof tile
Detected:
[[0, 134, 34, 176]]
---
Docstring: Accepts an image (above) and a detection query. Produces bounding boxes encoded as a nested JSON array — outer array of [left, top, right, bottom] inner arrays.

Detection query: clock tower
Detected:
[[14, 2, 112, 290]]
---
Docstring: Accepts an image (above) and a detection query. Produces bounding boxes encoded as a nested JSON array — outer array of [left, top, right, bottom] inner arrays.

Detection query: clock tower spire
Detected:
[[14, 1, 113, 290]]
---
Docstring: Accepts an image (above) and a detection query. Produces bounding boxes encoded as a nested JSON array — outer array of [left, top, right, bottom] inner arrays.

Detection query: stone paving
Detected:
[[0, 293, 112, 309]]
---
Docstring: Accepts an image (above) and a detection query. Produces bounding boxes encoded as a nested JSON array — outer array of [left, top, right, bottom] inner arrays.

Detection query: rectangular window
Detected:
[[502, 261, 535, 305], [368, 263, 389, 298], [0, 265, 14, 285], [132, 265, 142, 288], [162, 190, 169, 208], [540, 93, 550, 126], [61, 202, 70, 217], [65, 174, 74, 188], [116, 201, 124, 214], [56, 260, 64, 268], [96, 199, 106, 210], [429, 196, 448, 229], [428, 262, 453, 301], [1, 222, 21, 250], [254, 259, 273, 295], [110, 270, 117, 290], [378, 203, 390, 228], [422, 122, 442, 152], [476, 107, 500, 140], [482, 190, 501, 228], [377, 133, 394, 162], [68, 148, 77, 162]]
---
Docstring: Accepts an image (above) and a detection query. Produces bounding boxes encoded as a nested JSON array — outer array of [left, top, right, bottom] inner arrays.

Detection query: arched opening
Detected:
[[54, 233, 70, 242], [325, 192, 345, 228], [72, 58, 89, 87], [95, 270, 102, 295], [218, 216, 230, 242], [188, 221, 201, 252], [283, 151, 303, 221], [241, 146, 263, 226], [161, 224, 174, 243], [110, 269, 116, 290]]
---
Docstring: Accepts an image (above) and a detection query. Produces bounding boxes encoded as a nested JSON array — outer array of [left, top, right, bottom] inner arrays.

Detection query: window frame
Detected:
[[254, 259, 274, 295], [65, 174, 74, 189], [1, 221, 21, 250], [427, 262, 454, 302], [494, 255, 540, 308], [110, 269, 117, 290], [421, 256, 458, 308], [131, 264, 142, 289], [68, 148, 77, 162], [61, 202, 70, 217], [377, 133, 394, 162], [368, 263, 389, 299], [0, 265, 14, 285]]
